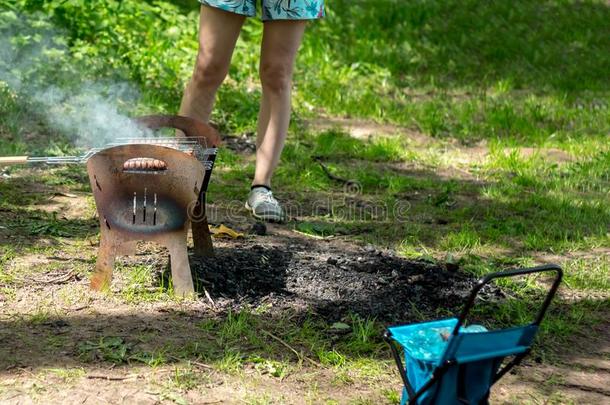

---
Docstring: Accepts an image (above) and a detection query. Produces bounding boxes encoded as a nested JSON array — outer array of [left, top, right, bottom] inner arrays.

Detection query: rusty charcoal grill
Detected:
[[86, 115, 221, 297]]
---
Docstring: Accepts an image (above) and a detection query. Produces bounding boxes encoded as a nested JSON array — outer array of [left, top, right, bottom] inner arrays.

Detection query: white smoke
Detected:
[[0, 10, 153, 148], [40, 83, 153, 147]]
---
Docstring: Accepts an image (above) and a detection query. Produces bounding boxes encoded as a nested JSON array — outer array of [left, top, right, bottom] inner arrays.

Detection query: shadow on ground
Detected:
[[0, 295, 606, 374]]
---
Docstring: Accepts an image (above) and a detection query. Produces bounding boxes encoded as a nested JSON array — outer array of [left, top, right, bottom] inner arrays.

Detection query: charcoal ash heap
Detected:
[[189, 241, 505, 323]]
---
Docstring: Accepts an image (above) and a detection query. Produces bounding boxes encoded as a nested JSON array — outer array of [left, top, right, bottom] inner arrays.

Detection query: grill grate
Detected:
[[25, 137, 216, 166]]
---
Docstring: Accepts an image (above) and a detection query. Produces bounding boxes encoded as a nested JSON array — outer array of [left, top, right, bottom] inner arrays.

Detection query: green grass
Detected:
[[166, 366, 205, 391], [118, 262, 173, 303], [311, 129, 407, 162], [45, 367, 86, 382], [563, 256, 610, 291], [78, 336, 131, 363], [3, 0, 608, 141]]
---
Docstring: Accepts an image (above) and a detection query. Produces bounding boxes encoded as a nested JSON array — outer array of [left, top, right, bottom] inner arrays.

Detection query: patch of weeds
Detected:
[[349, 398, 378, 405], [119, 263, 171, 303], [45, 334, 68, 351], [0, 263, 17, 286], [381, 388, 401, 404], [0, 286, 16, 301], [46, 367, 86, 382], [12, 210, 92, 238], [39, 166, 88, 188], [399, 236, 433, 261], [27, 306, 53, 324], [78, 336, 167, 367], [477, 147, 610, 252], [294, 221, 337, 238], [458, 254, 523, 279], [311, 129, 405, 162], [428, 181, 458, 208], [158, 389, 189, 405], [219, 309, 262, 347], [196, 318, 219, 332], [415, 100, 449, 137], [26, 380, 48, 397], [340, 315, 384, 356], [282, 316, 328, 360], [250, 356, 289, 379], [214, 349, 244, 374], [78, 336, 131, 364], [166, 366, 202, 391], [347, 357, 388, 380], [244, 393, 275, 405], [331, 368, 354, 386], [136, 330, 163, 346], [439, 226, 481, 252], [57, 284, 91, 307], [254, 302, 273, 314], [173, 340, 220, 366], [0, 180, 49, 208], [562, 256, 609, 291], [130, 349, 168, 367], [317, 349, 346, 367], [11, 258, 55, 276], [0, 246, 16, 266], [536, 299, 609, 353], [305, 381, 321, 403]]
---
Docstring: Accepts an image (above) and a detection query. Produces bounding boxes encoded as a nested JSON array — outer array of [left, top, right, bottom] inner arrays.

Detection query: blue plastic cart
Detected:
[[384, 264, 563, 405]]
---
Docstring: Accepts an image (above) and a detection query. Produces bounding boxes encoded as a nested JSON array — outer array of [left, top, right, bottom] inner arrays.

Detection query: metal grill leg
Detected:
[[166, 234, 195, 297], [192, 217, 214, 257], [192, 191, 214, 258], [91, 234, 116, 291]]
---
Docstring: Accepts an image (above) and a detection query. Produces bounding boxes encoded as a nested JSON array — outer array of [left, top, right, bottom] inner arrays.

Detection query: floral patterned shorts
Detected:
[[199, 0, 325, 21]]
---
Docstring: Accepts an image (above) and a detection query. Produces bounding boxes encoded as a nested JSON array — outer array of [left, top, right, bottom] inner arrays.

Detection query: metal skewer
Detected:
[[0, 137, 217, 166]]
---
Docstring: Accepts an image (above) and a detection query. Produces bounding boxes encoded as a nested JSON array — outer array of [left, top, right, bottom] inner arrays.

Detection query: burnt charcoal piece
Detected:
[[445, 262, 459, 272], [326, 257, 338, 266], [249, 222, 267, 236]]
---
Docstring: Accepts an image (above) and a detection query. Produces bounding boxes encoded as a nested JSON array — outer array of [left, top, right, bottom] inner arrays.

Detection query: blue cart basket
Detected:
[[384, 264, 562, 405]]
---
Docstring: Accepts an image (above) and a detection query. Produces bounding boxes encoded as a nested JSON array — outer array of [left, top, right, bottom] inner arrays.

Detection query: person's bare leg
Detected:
[[179, 6, 246, 122], [252, 20, 307, 187]]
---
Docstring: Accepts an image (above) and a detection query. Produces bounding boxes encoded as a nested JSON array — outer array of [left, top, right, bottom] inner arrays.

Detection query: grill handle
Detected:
[[0, 156, 29, 165]]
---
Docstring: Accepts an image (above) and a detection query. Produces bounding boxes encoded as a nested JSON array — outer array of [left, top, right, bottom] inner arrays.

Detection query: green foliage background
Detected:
[[2, 0, 608, 140]]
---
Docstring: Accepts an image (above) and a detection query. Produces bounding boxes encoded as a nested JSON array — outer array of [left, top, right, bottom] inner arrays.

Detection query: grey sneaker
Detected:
[[245, 187, 286, 222]]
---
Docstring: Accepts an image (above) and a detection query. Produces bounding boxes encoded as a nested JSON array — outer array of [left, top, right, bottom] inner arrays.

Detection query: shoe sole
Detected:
[[244, 201, 285, 223]]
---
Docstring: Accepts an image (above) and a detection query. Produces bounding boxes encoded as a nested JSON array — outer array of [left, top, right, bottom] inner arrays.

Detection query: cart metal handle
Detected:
[[384, 328, 458, 405], [451, 264, 563, 336], [385, 264, 562, 404], [383, 330, 415, 399]]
